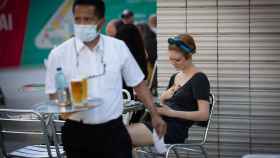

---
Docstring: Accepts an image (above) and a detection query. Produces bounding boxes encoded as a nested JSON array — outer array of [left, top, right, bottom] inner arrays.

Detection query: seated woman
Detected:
[[128, 33, 210, 145]]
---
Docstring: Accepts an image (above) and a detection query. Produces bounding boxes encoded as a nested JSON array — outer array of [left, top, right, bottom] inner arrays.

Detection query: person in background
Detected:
[[45, 0, 166, 157], [105, 19, 123, 37], [137, 22, 158, 95], [121, 9, 134, 24], [115, 24, 148, 98], [116, 24, 149, 122], [148, 14, 157, 34], [136, 23, 157, 68], [106, 19, 118, 37], [128, 33, 210, 146]]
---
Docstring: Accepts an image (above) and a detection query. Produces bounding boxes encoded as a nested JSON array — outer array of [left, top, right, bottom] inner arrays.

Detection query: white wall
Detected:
[[157, 0, 280, 157]]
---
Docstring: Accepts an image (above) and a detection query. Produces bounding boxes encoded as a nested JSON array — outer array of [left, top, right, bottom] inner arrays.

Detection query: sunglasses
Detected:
[[87, 55, 106, 79]]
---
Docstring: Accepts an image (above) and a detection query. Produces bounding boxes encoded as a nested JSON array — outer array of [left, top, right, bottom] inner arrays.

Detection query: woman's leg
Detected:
[[127, 123, 154, 146]]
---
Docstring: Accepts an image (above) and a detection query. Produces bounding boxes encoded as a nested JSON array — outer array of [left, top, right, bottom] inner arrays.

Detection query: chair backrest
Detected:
[[0, 87, 6, 106], [189, 93, 215, 144], [201, 93, 215, 143], [122, 89, 133, 125], [0, 109, 52, 157], [195, 93, 215, 127], [122, 89, 131, 101]]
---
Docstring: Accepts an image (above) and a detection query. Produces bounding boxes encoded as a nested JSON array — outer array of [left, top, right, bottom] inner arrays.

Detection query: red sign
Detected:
[[0, 0, 30, 68]]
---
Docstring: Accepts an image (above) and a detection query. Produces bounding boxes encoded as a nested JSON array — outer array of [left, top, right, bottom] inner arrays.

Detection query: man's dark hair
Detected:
[[72, 0, 105, 19], [121, 9, 134, 19]]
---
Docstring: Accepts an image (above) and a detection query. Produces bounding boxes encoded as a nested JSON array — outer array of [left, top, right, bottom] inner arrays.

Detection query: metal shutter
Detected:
[[157, 0, 280, 157]]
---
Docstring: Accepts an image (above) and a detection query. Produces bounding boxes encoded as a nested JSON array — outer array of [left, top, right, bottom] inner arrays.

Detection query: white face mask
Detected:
[[74, 24, 100, 42]]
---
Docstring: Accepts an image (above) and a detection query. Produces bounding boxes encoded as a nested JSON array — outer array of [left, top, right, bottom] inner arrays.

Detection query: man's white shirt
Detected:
[[45, 35, 144, 124]]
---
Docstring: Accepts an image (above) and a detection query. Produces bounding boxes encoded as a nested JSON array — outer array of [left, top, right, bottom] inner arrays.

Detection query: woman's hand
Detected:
[[157, 104, 175, 117]]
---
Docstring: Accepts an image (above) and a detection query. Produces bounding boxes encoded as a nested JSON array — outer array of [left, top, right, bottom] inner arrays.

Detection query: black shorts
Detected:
[[62, 116, 132, 158]]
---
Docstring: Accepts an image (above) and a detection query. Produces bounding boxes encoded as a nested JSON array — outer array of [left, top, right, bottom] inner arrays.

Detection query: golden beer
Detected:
[[71, 80, 83, 105], [82, 78, 88, 101], [70, 78, 88, 106]]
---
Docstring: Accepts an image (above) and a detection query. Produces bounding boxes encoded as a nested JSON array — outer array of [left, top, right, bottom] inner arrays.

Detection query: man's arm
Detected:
[[133, 81, 167, 137]]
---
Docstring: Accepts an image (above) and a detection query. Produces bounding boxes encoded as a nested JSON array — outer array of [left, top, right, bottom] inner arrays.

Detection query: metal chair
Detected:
[[135, 94, 215, 158], [0, 109, 64, 158], [0, 86, 6, 106], [242, 154, 280, 158], [122, 89, 133, 125]]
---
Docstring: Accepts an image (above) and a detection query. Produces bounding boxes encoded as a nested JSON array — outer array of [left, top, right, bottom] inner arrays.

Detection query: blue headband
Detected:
[[168, 37, 194, 54]]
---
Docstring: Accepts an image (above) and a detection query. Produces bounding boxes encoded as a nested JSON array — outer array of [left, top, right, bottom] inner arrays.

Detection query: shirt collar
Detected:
[[75, 35, 104, 53]]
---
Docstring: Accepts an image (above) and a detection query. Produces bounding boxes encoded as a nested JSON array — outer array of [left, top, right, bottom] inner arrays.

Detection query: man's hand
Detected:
[[59, 104, 96, 120], [133, 81, 167, 137], [150, 113, 167, 138], [59, 112, 76, 120]]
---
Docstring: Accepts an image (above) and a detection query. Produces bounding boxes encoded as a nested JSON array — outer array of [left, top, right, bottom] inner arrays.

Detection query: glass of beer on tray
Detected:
[[70, 77, 88, 106]]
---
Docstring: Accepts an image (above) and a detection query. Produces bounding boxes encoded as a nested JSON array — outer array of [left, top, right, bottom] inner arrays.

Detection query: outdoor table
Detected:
[[32, 99, 144, 158], [33, 98, 102, 158]]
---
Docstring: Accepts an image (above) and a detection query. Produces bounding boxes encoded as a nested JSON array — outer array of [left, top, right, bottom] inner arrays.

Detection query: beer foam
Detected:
[[71, 77, 82, 82]]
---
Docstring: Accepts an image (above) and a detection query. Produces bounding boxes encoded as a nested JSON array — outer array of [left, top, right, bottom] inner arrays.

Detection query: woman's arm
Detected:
[[157, 100, 209, 121]]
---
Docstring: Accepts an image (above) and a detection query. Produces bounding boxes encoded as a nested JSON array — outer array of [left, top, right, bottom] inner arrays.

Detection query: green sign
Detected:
[[21, 0, 156, 66]]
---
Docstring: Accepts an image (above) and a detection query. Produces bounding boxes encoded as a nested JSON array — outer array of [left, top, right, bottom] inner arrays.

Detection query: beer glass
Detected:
[[81, 78, 88, 102], [70, 77, 88, 106]]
